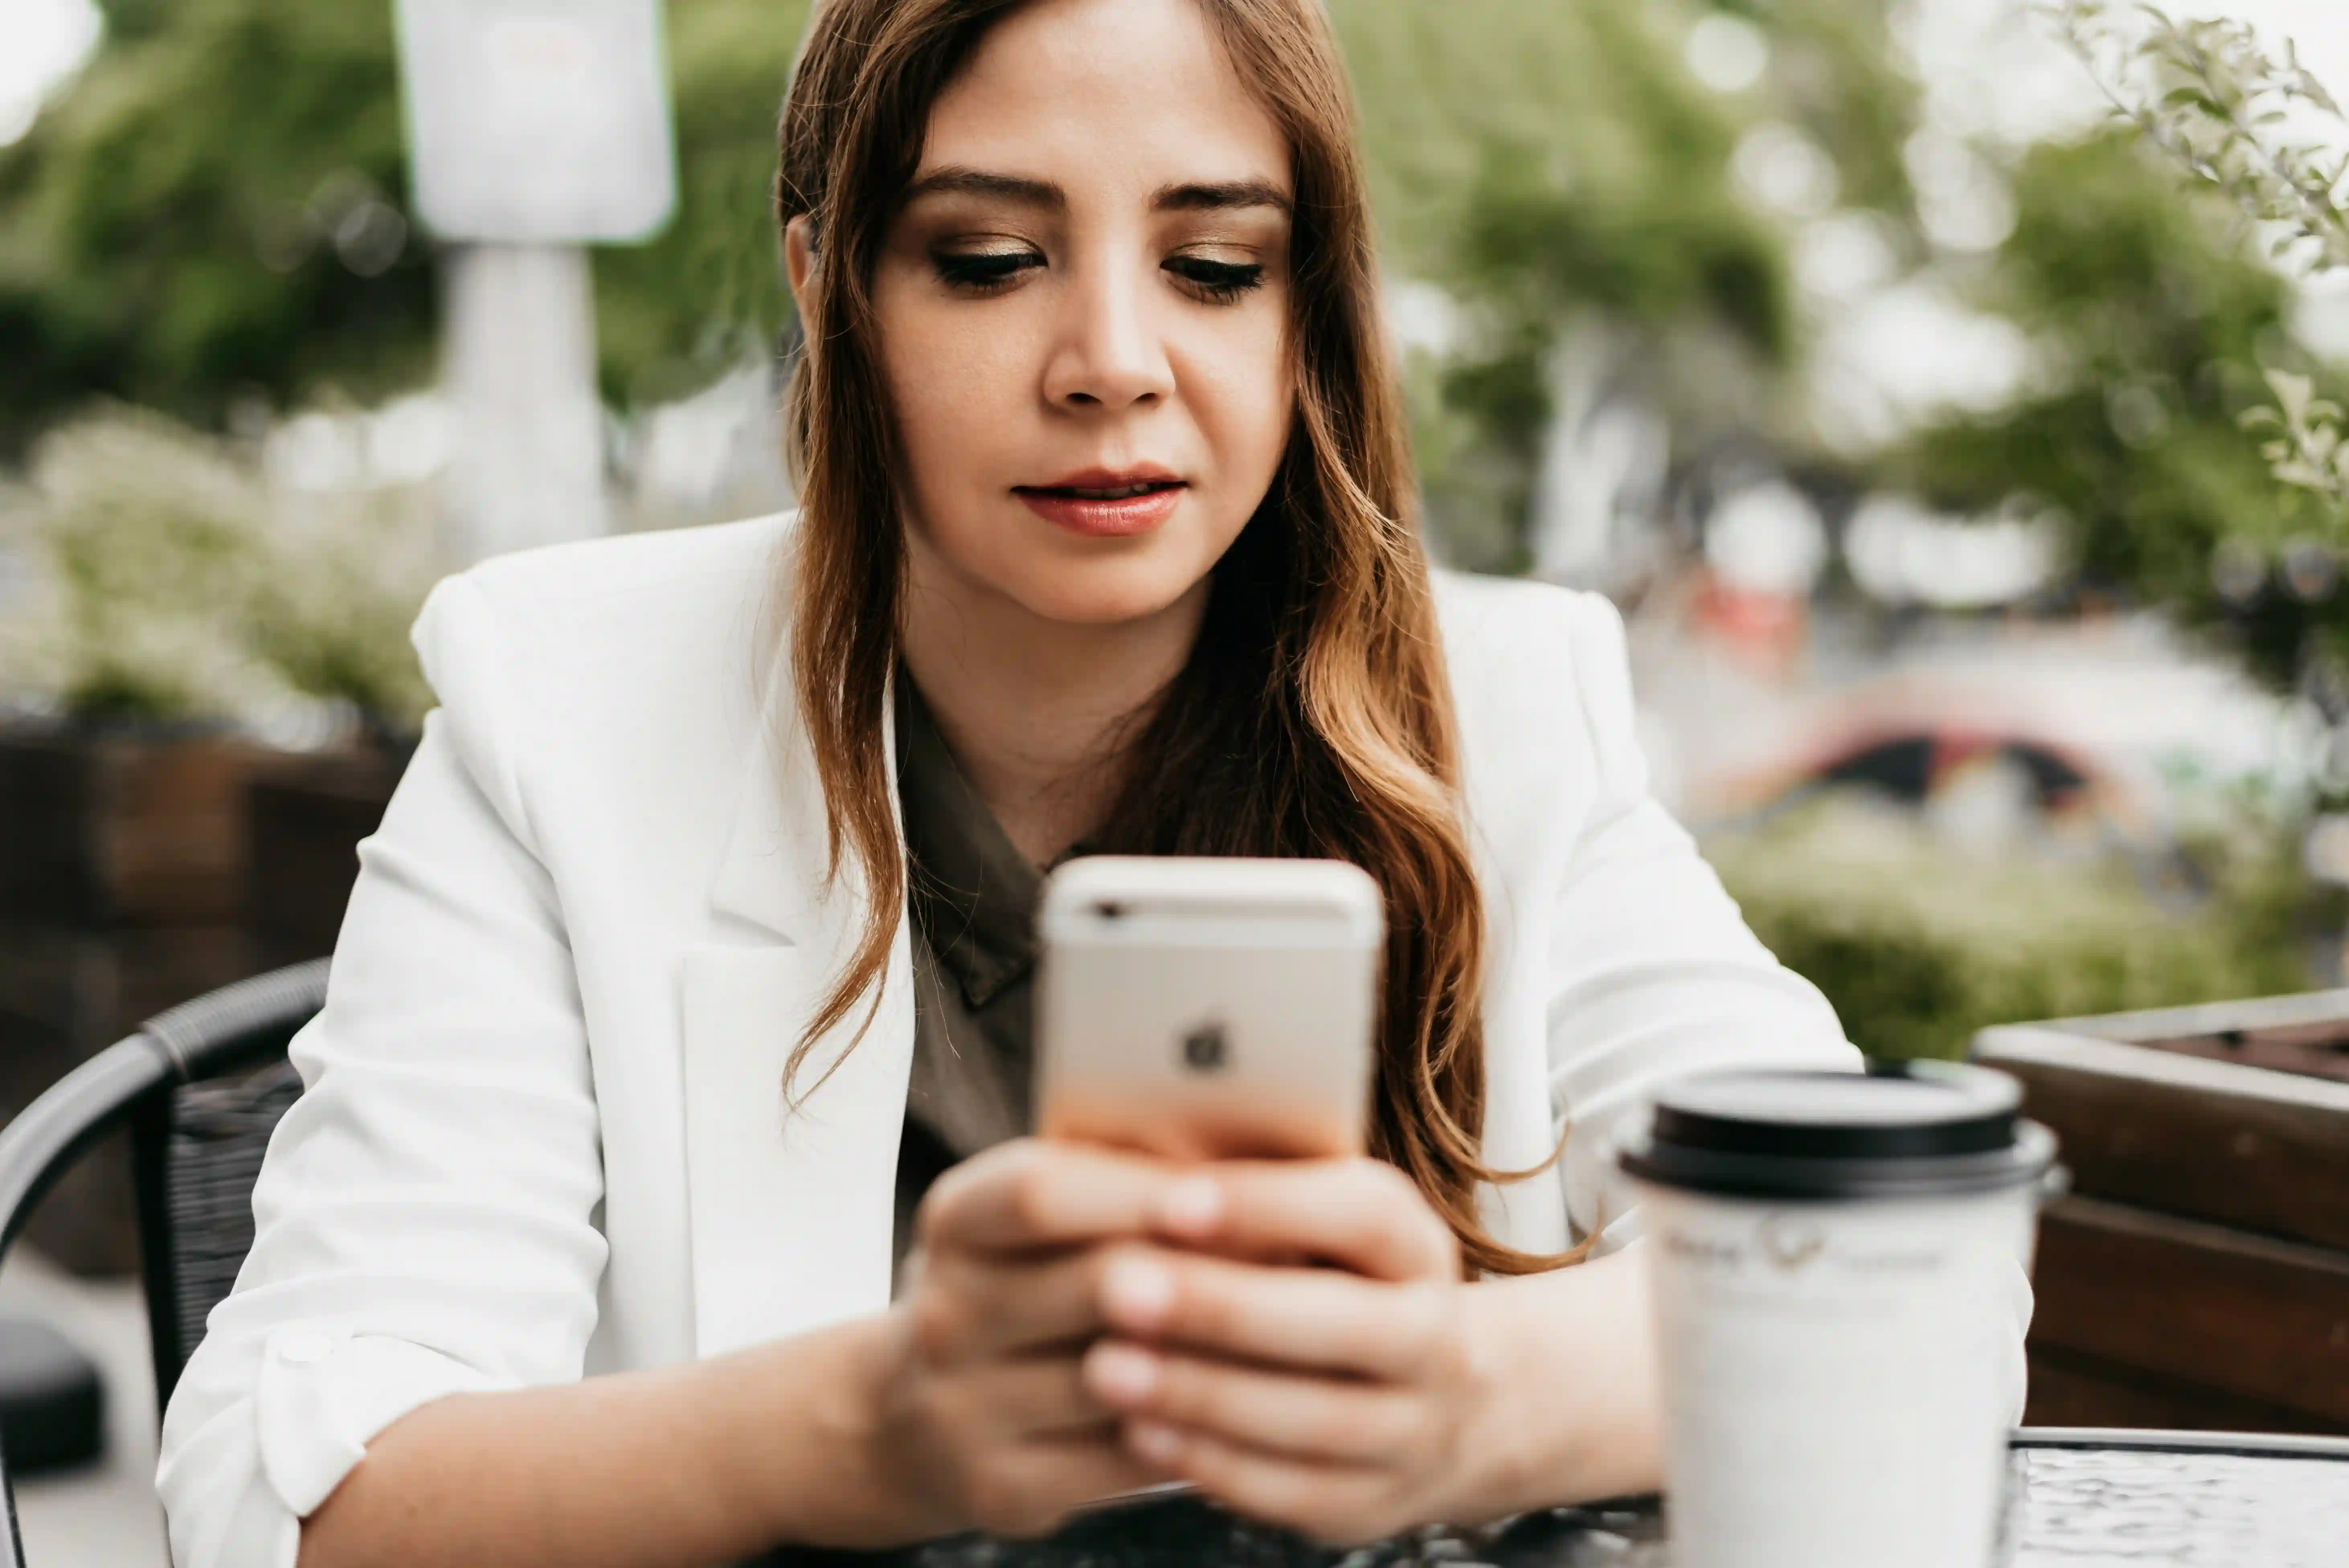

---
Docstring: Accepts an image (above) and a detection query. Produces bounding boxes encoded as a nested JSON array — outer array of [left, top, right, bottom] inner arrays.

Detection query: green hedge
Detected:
[[1707, 796, 2330, 1060]]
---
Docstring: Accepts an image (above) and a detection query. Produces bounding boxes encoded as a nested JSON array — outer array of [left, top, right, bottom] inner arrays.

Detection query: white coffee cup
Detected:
[[1618, 1062, 2058, 1568]]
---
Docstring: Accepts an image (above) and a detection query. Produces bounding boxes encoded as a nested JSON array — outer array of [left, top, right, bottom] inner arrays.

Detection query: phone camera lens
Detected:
[[1095, 900, 1127, 920]]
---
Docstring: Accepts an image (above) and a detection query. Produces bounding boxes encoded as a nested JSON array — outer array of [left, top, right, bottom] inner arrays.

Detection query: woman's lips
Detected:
[[1013, 482, 1186, 538]]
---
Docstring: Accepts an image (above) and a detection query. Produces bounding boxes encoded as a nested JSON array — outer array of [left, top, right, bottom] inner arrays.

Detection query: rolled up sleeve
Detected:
[[156, 577, 609, 1568]]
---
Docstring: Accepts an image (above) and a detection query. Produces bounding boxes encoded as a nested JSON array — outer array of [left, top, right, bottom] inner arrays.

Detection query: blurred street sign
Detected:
[[395, 1, 672, 562], [395, 0, 676, 244]]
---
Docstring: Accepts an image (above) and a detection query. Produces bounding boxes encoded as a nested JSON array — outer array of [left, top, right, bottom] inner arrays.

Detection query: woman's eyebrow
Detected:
[[898, 168, 1291, 218], [901, 167, 1064, 209], [1152, 179, 1293, 216]]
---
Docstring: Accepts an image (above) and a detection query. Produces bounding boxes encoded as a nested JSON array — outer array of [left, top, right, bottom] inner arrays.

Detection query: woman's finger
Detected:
[[968, 1249, 1105, 1353], [1097, 1248, 1452, 1380], [954, 1351, 1118, 1437], [921, 1139, 1175, 1254], [1120, 1421, 1399, 1546], [961, 1431, 1177, 1540], [1082, 1339, 1422, 1464], [1150, 1159, 1457, 1282], [919, 1241, 1161, 1356]]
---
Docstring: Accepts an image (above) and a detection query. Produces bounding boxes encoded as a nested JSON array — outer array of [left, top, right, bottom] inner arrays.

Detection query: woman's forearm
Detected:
[[1454, 1247, 1664, 1521], [297, 1310, 928, 1568]]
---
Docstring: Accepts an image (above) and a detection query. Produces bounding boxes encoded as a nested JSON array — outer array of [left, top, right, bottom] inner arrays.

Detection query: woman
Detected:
[[157, 1, 1897, 1564]]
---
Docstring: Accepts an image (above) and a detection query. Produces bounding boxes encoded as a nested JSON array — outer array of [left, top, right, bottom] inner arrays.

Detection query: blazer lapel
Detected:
[[681, 664, 914, 1358]]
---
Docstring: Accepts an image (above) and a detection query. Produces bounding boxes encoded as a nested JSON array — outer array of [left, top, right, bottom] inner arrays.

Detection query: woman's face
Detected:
[[854, 0, 1296, 629]]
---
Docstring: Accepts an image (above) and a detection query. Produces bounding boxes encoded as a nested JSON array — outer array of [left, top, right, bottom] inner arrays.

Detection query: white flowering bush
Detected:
[[0, 406, 435, 735], [241, 481, 437, 738], [0, 409, 278, 725]]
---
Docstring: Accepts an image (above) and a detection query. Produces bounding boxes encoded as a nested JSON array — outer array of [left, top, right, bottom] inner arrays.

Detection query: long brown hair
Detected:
[[775, 0, 1577, 1274]]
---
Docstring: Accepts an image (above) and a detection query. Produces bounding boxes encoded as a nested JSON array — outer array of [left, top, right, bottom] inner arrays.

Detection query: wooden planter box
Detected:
[[0, 732, 403, 1275], [1974, 992, 2349, 1436], [0, 727, 266, 926], [245, 749, 403, 968], [0, 724, 284, 1272]]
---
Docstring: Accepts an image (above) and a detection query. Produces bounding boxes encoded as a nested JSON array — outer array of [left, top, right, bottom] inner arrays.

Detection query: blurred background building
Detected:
[[5, 0, 2349, 1559]]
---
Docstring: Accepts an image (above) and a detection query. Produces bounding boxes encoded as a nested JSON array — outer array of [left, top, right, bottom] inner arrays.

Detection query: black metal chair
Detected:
[[0, 960, 329, 1568]]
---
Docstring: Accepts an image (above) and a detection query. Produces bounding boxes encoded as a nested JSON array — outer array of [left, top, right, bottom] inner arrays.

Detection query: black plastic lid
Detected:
[[1616, 1061, 2058, 1200]]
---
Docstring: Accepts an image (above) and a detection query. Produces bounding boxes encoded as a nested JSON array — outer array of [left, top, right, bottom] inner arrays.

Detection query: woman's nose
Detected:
[[1042, 261, 1174, 412]]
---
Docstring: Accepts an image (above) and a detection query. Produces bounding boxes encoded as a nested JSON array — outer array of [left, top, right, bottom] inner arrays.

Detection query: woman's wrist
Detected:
[[701, 1307, 951, 1552], [1446, 1248, 1664, 1523], [297, 1311, 940, 1568], [1442, 1277, 1551, 1524]]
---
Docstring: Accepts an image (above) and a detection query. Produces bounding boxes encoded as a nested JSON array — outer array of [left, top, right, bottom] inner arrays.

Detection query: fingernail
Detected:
[[1128, 1420, 1182, 1466], [1087, 1341, 1159, 1404], [1160, 1176, 1222, 1237], [1102, 1255, 1175, 1329]]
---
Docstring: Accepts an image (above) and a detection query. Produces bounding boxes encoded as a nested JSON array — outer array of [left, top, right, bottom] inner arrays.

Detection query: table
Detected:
[[769, 1430, 2349, 1568]]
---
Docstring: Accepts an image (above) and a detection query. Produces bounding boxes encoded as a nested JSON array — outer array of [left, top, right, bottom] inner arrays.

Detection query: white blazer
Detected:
[[156, 511, 1869, 1568]]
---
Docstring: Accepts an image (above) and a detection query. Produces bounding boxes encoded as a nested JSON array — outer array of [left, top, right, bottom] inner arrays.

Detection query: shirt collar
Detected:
[[893, 672, 1046, 1011]]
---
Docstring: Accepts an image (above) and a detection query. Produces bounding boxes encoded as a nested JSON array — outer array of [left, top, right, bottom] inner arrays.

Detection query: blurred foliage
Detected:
[[0, 405, 434, 730], [2008, 2, 2349, 702], [2054, 2, 2349, 273], [92, 0, 174, 42], [239, 484, 438, 735], [0, 0, 810, 454], [1334, 0, 1915, 569], [0, 0, 430, 454], [0, 408, 272, 722], [1710, 793, 2334, 1059], [1882, 130, 2314, 682], [591, 0, 809, 407]]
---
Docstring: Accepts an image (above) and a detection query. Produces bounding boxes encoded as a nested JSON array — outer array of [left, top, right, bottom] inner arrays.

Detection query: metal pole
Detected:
[[439, 243, 608, 564]]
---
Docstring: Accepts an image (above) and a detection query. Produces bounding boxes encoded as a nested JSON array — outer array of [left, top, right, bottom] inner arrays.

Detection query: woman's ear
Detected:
[[784, 216, 816, 311]]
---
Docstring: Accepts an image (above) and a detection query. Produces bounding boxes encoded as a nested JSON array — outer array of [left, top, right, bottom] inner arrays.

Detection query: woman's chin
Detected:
[[1000, 558, 1215, 630]]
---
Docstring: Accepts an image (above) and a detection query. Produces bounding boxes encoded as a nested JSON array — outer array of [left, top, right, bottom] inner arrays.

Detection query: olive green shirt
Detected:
[[890, 675, 1047, 1289]]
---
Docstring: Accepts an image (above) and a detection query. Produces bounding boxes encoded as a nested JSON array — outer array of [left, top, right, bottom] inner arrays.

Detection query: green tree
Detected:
[[1335, 1, 1840, 569], [0, 0, 810, 455], [590, 0, 808, 407], [1886, 131, 2310, 678], [1979, 1, 2349, 702], [0, 0, 427, 452]]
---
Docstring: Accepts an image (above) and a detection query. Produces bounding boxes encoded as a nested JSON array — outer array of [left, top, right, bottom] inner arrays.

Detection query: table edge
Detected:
[[2014, 1426, 2349, 1462]]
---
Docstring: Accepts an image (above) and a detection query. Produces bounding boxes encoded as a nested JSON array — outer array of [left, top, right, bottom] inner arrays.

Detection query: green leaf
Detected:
[[2300, 69, 2343, 117], [2268, 367, 2318, 423]]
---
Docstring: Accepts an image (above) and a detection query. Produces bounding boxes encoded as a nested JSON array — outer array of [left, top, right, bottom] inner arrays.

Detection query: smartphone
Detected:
[[1033, 855, 1384, 1161]]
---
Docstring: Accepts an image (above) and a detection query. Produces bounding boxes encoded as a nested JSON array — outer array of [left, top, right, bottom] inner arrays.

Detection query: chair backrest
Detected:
[[135, 1059, 307, 1410], [123, 961, 329, 1411], [0, 962, 327, 1568], [0, 962, 327, 1419]]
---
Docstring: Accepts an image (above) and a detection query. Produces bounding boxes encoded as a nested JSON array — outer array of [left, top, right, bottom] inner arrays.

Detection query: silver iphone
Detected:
[[1034, 856, 1384, 1161]]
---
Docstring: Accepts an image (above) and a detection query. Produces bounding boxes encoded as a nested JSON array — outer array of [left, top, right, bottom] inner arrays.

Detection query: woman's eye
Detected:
[[1166, 256, 1266, 303], [932, 249, 1042, 292]]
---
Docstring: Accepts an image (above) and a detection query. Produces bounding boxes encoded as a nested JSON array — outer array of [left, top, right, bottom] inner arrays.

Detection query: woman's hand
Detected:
[[1075, 1157, 1514, 1544], [872, 1138, 1182, 1539]]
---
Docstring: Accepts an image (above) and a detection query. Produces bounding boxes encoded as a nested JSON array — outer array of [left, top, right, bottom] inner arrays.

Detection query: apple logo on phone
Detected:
[[1181, 1020, 1230, 1073]]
